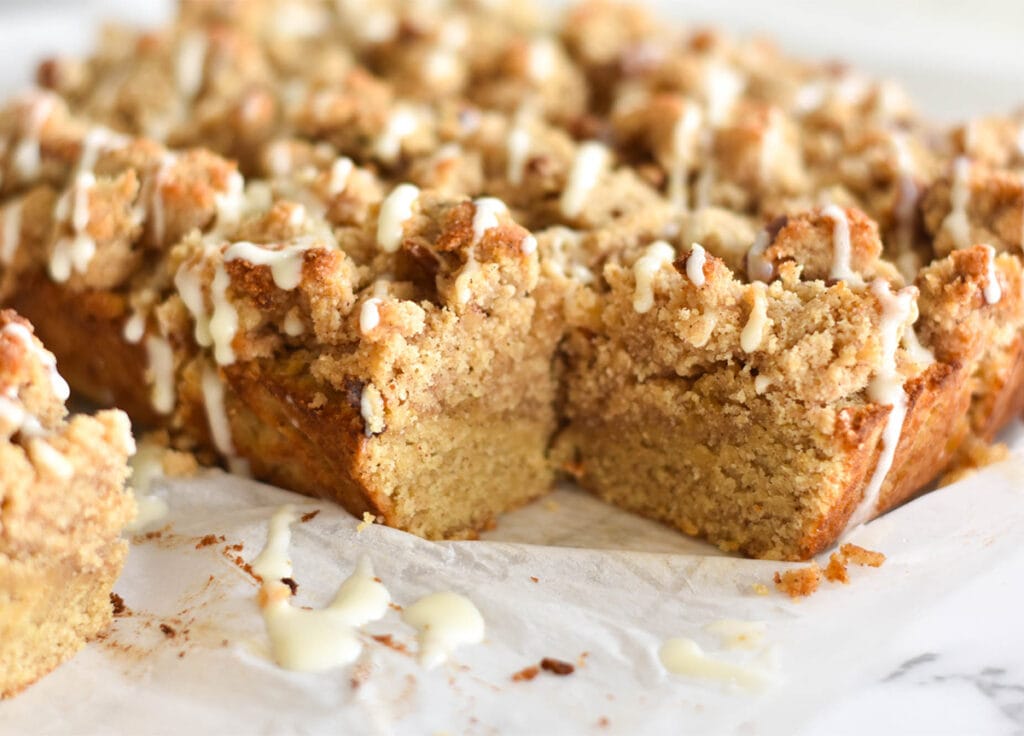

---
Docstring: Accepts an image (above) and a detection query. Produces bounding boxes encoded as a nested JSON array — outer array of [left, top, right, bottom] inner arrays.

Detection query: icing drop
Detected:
[[122, 310, 146, 344], [982, 244, 1002, 305], [377, 183, 420, 253], [746, 228, 774, 282], [823, 204, 861, 284], [200, 362, 244, 472], [174, 264, 213, 348], [360, 382, 385, 436], [126, 441, 170, 532], [632, 241, 676, 314], [28, 438, 74, 479], [526, 37, 557, 83], [890, 132, 919, 253], [740, 282, 768, 353], [252, 505, 391, 673], [176, 32, 209, 99], [560, 142, 608, 219], [402, 592, 485, 670], [659, 638, 770, 690], [2, 321, 69, 401], [209, 264, 238, 366], [145, 336, 176, 415], [12, 94, 55, 181], [328, 157, 354, 196], [0, 200, 22, 265], [943, 156, 972, 250], [667, 104, 702, 210], [847, 280, 914, 529], [375, 105, 420, 164], [224, 241, 311, 291], [685, 243, 707, 286]]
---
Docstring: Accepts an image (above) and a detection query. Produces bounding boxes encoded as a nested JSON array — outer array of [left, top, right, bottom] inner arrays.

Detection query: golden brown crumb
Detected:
[[540, 657, 575, 675], [299, 510, 321, 523], [824, 553, 849, 583], [839, 543, 886, 568], [356, 512, 376, 532], [939, 436, 1011, 488], [773, 565, 822, 599], [511, 665, 540, 682]]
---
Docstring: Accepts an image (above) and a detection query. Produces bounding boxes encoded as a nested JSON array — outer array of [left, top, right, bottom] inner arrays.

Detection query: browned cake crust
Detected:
[[2, 0, 1024, 559], [0, 310, 135, 697]]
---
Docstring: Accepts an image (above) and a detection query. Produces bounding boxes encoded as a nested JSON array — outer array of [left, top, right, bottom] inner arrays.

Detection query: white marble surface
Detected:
[[805, 551, 1024, 735], [1, 2, 1023, 733]]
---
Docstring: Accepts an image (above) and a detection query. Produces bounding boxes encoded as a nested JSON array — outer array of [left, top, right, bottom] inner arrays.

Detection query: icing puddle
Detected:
[[250, 505, 486, 673]]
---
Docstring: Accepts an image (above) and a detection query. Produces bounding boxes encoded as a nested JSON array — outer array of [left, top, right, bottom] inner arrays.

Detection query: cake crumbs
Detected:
[[371, 634, 409, 653], [840, 543, 886, 567], [159, 623, 177, 638], [281, 577, 299, 595], [540, 658, 575, 676], [194, 534, 225, 549], [356, 512, 377, 532], [299, 509, 321, 523], [511, 665, 540, 682], [773, 565, 822, 599], [597, 717, 610, 728], [530, 576, 539, 583], [824, 553, 849, 583], [109, 593, 128, 616]]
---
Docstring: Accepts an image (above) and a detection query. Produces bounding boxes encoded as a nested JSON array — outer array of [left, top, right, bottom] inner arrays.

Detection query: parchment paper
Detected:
[[2, 429, 1023, 735]]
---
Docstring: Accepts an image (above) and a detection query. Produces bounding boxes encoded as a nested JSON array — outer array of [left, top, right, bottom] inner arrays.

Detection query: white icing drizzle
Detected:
[[328, 157, 354, 196], [943, 156, 972, 250], [145, 336, 176, 415], [224, 241, 310, 291], [174, 264, 213, 348], [49, 127, 124, 282], [209, 263, 238, 366], [122, 310, 146, 344], [2, 321, 70, 401], [360, 382, 385, 436], [149, 154, 176, 246], [758, 109, 783, 186], [703, 63, 744, 126], [667, 104, 702, 210], [520, 234, 537, 255], [213, 171, 245, 234], [377, 183, 420, 253], [823, 204, 860, 284], [375, 105, 420, 164], [632, 241, 676, 314], [890, 132, 919, 253], [685, 243, 707, 286], [267, 141, 292, 178], [982, 244, 1002, 305], [847, 280, 914, 529], [901, 326, 935, 367], [506, 121, 532, 186], [359, 280, 390, 335], [560, 142, 608, 219], [252, 505, 391, 672], [12, 94, 55, 181], [471, 197, 507, 244], [200, 362, 242, 468], [283, 311, 305, 337], [740, 283, 768, 353], [659, 638, 770, 690], [402, 592, 485, 670], [176, 31, 209, 99], [28, 437, 74, 479], [753, 375, 772, 395], [746, 228, 774, 282], [526, 37, 558, 83], [0, 200, 22, 265], [454, 197, 508, 305]]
